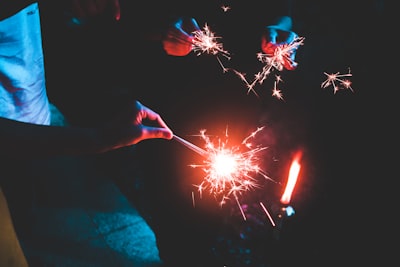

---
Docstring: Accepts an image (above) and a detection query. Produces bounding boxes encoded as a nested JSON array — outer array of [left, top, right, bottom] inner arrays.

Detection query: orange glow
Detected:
[[280, 151, 302, 205]]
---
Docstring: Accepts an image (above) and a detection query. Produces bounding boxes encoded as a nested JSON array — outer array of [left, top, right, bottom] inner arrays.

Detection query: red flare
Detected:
[[280, 151, 302, 205]]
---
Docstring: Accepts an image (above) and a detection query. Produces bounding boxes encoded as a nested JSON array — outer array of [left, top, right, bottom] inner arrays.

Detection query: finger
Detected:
[[168, 28, 193, 44], [142, 126, 173, 140], [190, 18, 201, 31], [261, 42, 278, 56], [285, 31, 298, 45], [162, 36, 193, 56], [265, 26, 278, 44], [136, 101, 173, 137], [174, 18, 184, 30]]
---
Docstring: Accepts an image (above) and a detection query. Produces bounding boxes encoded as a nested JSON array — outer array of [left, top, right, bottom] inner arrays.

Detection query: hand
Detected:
[[162, 17, 201, 56], [68, 0, 121, 22], [261, 16, 299, 70], [103, 100, 173, 150]]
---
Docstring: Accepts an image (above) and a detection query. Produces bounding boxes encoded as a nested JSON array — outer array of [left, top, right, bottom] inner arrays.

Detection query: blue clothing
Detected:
[[0, 3, 50, 125]]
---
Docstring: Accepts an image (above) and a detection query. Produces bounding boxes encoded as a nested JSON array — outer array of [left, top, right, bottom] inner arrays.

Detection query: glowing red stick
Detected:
[[280, 151, 302, 205]]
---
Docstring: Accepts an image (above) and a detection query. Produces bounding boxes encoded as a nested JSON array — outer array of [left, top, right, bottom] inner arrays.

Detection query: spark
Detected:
[[192, 23, 231, 71], [321, 68, 354, 94], [235, 36, 305, 97], [189, 127, 274, 220], [271, 81, 284, 101], [221, 5, 231, 12]]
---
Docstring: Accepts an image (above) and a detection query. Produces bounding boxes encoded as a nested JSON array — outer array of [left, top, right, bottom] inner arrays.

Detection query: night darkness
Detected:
[[32, 0, 389, 266]]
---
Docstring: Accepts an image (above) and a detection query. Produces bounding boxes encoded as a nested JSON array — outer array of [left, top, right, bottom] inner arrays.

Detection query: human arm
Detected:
[[0, 100, 173, 158], [261, 16, 299, 70]]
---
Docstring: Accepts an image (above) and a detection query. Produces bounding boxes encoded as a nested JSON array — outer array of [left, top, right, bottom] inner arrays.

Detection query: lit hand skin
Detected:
[[104, 100, 173, 150], [0, 100, 173, 158], [162, 17, 201, 56], [261, 16, 299, 70]]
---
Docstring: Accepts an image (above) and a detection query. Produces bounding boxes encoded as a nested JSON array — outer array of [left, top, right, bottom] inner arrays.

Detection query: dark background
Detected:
[[38, 0, 389, 266]]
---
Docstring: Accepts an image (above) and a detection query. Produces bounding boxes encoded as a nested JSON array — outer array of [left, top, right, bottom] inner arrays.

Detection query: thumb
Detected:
[[144, 126, 173, 140], [182, 18, 200, 34]]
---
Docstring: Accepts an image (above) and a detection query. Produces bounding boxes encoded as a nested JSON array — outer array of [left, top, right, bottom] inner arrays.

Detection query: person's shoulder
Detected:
[[0, 1, 36, 21]]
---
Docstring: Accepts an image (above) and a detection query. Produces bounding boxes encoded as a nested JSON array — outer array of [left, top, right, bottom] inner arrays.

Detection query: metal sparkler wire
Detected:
[[173, 134, 208, 157]]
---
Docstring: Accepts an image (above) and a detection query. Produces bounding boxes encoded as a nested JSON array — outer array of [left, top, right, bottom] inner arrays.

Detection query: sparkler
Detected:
[[184, 127, 276, 221], [235, 36, 305, 98], [191, 23, 231, 72], [321, 68, 354, 94]]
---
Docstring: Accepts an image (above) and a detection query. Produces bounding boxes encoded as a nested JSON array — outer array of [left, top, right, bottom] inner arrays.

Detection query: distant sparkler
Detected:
[[321, 68, 354, 94], [192, 23, 231, 72], [235, 36, 305, 98], [187, 127, 276, 220]]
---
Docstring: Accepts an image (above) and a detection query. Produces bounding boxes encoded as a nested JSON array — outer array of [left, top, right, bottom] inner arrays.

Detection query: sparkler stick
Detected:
[[260, 201, 276, 227], [173, 134, 208, 157]]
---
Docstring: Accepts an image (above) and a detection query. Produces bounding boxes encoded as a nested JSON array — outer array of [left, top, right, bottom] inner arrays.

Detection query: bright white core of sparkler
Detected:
[[211, 151, 238, 177]]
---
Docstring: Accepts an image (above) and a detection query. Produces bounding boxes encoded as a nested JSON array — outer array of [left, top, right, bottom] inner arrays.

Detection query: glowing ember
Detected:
[[321, 68, 354, 94], [189, 127, 274, 220], [280, 151, 302, 205]]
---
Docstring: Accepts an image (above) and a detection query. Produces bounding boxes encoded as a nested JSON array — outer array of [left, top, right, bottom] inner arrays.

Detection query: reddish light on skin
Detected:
[[280, 151, 302, 205]]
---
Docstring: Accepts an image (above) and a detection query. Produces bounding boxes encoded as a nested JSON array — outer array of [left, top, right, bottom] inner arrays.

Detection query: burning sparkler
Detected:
[[177, 127, 277, 221], [192, 23, 231, 72], [321, 68, 354, 94], [174, 130, 303, 227], [235, 36, 305, 97], [221, 5, 231, 12]]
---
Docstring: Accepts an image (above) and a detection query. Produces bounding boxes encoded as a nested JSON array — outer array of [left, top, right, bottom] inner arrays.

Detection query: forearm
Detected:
[[0, 117, 108, 158]]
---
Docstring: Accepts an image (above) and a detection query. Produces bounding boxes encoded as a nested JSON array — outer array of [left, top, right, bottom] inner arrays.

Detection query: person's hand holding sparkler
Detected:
[[100, 100, 173, 151], [162, 17, 200, 56], [261, 16, 299, 70]]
